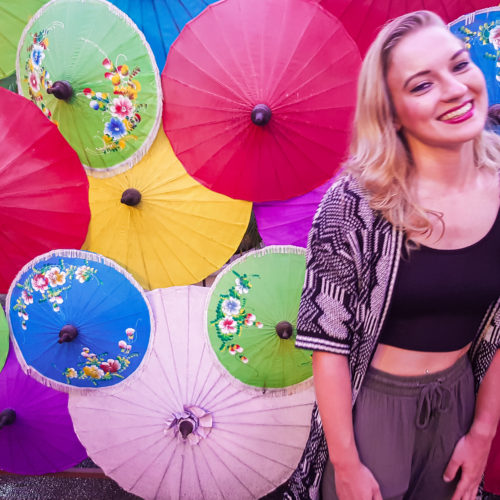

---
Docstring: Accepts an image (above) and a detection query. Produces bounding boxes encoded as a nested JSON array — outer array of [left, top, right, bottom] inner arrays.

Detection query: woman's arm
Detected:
[[313, 351, 382, 500], [444, 349, 500, 500]]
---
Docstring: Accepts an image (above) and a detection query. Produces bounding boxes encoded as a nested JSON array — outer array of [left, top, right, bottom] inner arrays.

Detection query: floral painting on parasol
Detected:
[[205, 246, 313, 395], [16, 0, 162, 176], [449, 7, 500, 106], [7, 249, 154, 392]]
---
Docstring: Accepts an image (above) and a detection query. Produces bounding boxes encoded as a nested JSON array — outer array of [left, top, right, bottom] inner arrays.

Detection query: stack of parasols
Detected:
[[0, 0, 499, 498]]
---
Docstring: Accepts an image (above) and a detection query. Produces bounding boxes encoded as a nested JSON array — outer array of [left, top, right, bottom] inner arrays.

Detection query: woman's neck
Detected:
[[409, 141, 477, 196]]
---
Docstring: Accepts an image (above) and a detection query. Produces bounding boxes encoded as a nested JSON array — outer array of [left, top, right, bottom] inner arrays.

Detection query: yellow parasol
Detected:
[[83, 129, 252, 290]]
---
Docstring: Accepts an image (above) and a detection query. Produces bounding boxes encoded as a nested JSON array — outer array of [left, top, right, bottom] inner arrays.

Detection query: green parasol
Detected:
[[0, 0, 48, 79], [0, 73, 18, 92], [0, 306, 8, 375], [16, 0, 161, 177], [205, 246, 313, 395]]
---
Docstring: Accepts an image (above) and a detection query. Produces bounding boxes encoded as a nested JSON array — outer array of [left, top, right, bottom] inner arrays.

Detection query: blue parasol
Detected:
[[449, 7, 500, 106], [6, 249, 153, 392], [108, 0, 218, 72]]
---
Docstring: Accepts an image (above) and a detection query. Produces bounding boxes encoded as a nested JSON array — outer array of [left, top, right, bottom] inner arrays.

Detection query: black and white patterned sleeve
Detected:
[[295, 180, 360, 355]]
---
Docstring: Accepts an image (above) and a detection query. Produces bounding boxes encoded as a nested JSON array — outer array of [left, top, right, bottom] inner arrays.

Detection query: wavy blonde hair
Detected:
[[344, 10, 500, 242]]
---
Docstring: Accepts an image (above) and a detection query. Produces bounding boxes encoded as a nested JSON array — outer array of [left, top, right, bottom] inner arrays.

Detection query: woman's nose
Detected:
[[441, 74, 468, 101]]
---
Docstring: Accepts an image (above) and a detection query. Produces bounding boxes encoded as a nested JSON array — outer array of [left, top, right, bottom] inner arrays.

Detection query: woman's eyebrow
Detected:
[[403, 48, 469, 89]]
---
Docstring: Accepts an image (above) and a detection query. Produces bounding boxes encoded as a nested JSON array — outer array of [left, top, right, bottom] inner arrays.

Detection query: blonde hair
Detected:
[[344, 10, 500, 242]]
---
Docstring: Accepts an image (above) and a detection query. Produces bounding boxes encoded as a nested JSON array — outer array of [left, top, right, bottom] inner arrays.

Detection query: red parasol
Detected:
[[318, 0, 496, 56], [162, 0, 361, 202], [0, 88, 90, 292]]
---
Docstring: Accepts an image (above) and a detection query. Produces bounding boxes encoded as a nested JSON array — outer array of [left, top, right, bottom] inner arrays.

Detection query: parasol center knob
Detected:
[[47, 80, 73, 101], [58, 324, 78, 344], [0, 409, 16, 429], [251, 104, 272, 126], [178, 418, 195, 439], [121, 188, 142, 207], [275, 321, 294, 340]]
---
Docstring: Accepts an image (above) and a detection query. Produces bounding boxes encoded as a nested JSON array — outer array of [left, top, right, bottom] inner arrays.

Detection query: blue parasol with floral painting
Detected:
[[450, 7, 500, 106], [6, 249, 154, 392], [205, 246, 313, 396]]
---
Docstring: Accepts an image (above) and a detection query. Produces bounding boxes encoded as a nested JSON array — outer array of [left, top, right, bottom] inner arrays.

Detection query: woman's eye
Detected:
[[410, 82, 431, 93], [453, 61, 469, 71]]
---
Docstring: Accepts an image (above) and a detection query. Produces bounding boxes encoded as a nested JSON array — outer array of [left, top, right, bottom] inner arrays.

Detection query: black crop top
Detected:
[[378, 207, 500, 352]]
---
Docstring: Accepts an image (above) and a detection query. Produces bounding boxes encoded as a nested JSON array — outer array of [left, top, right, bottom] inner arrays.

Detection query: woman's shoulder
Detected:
[[314, 173, 381, 231]]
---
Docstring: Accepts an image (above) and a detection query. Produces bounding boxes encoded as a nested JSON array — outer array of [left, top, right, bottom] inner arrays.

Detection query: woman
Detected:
[[288, 11, 500, 500]]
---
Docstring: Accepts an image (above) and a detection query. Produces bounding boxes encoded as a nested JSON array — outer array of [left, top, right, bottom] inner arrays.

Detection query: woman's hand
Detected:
[[444, 428, 493, 500], [334, 460, 383, 500]]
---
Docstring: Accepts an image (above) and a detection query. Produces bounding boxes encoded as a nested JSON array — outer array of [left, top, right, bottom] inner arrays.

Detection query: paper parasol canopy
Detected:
[[319, 0, 497, 56], [0, 307, 8, 375], [108, 0, 219, 72], [254, 179, 333, 248], [0, 87, 90, 293], [205, 246, 313, 395], [16, 0, 162, 176], [7, 249, 154, 392], [0, 0, 48, 79], [82, 128, 252, 290], [69, 286, 315, 499], [162, 0, 361, 202], [0, 345, 87, 474], [449, 7, 500, 106]]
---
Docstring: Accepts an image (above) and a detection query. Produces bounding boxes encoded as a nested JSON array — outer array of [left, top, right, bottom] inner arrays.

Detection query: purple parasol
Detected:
[[0, 344, 87, 475], [254, 179, 334, 248]]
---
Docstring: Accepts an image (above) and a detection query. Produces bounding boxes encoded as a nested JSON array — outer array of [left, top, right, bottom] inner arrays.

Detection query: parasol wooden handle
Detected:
[[251, 104, 272, 126], [0, 409, 16, 429], [58, 324, 78, 344], [275, 321, 293, 340], [179, 419, 195, 439], [47, 80, 74, 101], [121, 188, 142, 207]]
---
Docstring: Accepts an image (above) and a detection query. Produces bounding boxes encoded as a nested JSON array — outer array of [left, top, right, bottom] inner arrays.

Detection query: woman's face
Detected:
[[386, 25, 488, 151]]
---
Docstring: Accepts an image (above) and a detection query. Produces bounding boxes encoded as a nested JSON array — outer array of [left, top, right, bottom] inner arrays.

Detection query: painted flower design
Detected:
[[104, 117, 127, 140], [31, 273, 49, 292], [235, 278, 249, 294], [75, 265, 92, 283], [126, 328, 135, 339], [21, 290, 33, 305], [83, 365, 105, 379], [489, 26, 500, 50], [244, 313, 256, 326], [29, 72, 40, 92], [45, 266, 66, 287], [100, 359, 121, 373], [221, 297, 241, 316], [66, 368, 77, 378], [219, 316, 237, 335], [110, 96, 134, 119], [31, 44, 45, 68]]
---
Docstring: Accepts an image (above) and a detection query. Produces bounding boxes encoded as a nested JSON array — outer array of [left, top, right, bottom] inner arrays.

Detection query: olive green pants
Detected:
[[321, 355, 475, 500]]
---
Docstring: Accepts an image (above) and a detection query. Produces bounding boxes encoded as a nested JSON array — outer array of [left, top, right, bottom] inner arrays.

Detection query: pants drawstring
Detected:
[[416, 379, 452, 429]]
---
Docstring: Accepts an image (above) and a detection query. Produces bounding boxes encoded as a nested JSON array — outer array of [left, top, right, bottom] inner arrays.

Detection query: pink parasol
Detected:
[[162, 0, 360, 202], [318, 0, 497, 56], [69, 286, 315, 499]]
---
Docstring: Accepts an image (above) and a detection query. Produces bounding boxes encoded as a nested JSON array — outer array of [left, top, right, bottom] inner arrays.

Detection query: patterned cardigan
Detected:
[[282, 174, 500, 500]]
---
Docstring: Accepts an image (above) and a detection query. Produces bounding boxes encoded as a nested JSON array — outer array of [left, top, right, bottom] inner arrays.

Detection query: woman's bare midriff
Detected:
[[370, 342, 472, 375]]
